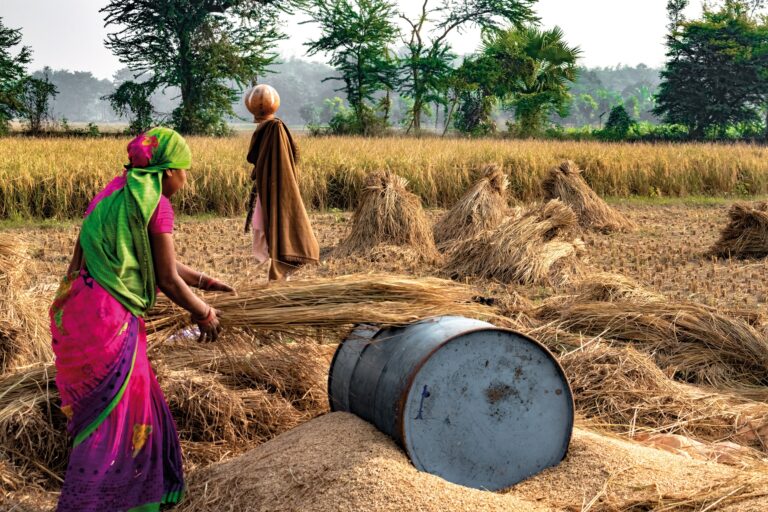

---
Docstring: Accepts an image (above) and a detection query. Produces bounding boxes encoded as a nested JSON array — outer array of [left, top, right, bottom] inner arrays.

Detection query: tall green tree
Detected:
[[101, 0, 290, 135], [304, 0, 400, 135], [20, 68, 58, 134], [481, 26, 580, 136], [398, 0, 537, 133], [449, 55, 501, 135], [0, 18, 32, 133], [654, 3, 768, 138]]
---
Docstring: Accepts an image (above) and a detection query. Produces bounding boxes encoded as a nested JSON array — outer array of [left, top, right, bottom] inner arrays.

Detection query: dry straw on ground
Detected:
[[443, 200, 585, 286], [0, 234, 50, 373], [543, 160, 634, 233], [0, 364, 65, 486], [432, 163, 511, 248], [709, 201, 768, 259], [560, 344, 768, 457], [335, 170, 438, 261], [535, 298, 768, 388]]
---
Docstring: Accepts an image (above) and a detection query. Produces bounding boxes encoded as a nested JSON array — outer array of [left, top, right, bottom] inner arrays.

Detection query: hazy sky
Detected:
[[1, 0, 704, 80]]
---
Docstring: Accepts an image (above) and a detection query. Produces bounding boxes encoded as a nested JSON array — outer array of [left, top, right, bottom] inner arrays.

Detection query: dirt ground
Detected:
[[10, 201, 768, 316]]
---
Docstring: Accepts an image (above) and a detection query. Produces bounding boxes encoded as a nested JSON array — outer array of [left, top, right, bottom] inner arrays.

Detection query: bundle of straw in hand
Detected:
[[146, 275, 499, 342]]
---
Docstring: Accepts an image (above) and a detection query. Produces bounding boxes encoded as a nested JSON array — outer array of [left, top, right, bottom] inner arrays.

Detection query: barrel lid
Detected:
[[398, 327, 574, 491]]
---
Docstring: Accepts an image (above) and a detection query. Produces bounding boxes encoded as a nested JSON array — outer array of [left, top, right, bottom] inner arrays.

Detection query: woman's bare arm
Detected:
[[151, 232, 222, 341], [66, 235, 84, 275], [176, 261, 234, 292]]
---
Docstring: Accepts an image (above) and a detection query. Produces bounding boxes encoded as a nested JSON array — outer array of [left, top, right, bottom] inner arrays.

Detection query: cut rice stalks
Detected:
[[146, 275, 500, 343], [709, 201, 768, 259], [542, 160, 634, 233], [433, 163, 511, 248], [535, 299, 768, 388], [560, 344, 768, 458], [0, 233, 51, 373], [335, 170, 438, 261], [443, 200, 585, 286]]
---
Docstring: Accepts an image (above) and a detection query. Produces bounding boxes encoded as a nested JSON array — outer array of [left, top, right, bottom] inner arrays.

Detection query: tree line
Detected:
[[1, 0, 768, 140]]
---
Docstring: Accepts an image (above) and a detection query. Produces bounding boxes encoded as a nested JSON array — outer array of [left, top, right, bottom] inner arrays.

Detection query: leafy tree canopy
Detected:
[[101, 0, 291, 134]]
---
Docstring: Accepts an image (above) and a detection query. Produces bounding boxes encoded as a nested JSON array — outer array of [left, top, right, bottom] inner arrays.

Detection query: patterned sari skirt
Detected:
[[50, 269, 183, 511]]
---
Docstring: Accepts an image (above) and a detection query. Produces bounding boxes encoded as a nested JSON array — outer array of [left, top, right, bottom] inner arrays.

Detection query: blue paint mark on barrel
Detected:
[[328, 316, 574, 491]]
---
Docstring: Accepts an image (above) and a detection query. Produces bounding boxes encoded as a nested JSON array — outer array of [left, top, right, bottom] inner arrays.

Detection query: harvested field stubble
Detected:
[[5, 136, 768, 219], [710, 201, 768, 258], [444, 200, 584, 285]]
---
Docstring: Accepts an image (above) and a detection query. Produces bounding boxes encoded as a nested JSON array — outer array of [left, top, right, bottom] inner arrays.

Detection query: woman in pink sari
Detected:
[[50, 127, 233, 511]]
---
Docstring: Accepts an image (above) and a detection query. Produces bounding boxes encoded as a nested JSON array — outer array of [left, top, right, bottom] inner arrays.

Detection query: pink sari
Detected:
[[50, 174, 183, 511], [50, 269, 183, 511]]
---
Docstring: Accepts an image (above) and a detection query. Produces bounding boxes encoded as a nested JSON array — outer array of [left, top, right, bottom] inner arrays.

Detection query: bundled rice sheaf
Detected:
[[535, 298, 768, 388], [542, 160, 634, 233], [709, 201, 768, 258], [560, 344, 768, 456], [335, 170, 438, 260], [433, 164, 511, 248], [443, 200, 585, 286], [146, 275, 500, 341]]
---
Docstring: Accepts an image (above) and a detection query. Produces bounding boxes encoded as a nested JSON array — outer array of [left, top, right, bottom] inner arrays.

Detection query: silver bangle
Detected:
[[198, 272, 205, 289]]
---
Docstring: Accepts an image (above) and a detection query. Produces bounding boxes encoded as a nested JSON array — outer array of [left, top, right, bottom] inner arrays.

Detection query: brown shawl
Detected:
[[245, 118, 319, 280]]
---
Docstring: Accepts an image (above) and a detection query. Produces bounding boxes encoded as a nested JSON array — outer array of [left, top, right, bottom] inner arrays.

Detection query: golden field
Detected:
[[2, 135, 768, 219]]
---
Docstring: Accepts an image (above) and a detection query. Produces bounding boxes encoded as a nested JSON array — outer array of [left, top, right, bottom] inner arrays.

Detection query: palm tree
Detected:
[[482, 26, 581, 136]]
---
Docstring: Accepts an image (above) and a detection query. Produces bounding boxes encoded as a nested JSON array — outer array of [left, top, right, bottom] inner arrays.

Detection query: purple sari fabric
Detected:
[[50, 269, 183, 511]]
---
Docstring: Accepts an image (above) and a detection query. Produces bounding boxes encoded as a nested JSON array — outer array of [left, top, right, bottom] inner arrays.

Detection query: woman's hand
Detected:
[[206, 279, 234, 293], [192, 307, 223, 343]]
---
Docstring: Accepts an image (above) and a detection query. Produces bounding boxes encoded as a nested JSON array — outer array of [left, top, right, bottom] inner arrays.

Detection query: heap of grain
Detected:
[[178, 412, 768, 512], [432, 164, 512, 249], [335, 170, 438, 262], [444, 200, 585, 286], [542, 160, 634, 233], [709, 201, 768, 258]]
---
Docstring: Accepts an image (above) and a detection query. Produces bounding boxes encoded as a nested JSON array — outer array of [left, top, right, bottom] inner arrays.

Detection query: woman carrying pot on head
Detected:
[[50, 127, 234, 511], [244, 84, 320, 281]]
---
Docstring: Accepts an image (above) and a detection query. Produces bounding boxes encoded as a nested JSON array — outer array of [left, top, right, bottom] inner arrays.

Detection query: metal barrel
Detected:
[[328, 315, 574, 491]]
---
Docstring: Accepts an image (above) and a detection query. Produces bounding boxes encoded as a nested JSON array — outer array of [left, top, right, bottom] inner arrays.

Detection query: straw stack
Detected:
[[335, 170, 438, 260], [443, 200, 585, 286], [433, 164, 511, 248], [709, 201, 768, 258], [542, 160, 634, 233]]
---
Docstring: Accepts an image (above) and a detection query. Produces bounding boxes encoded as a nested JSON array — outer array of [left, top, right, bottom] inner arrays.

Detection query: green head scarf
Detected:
[[80, 127, 192, 316]]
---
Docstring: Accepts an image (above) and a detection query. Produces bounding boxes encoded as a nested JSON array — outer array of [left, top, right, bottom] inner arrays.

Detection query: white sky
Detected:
[[1, 0, 704, 80]]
